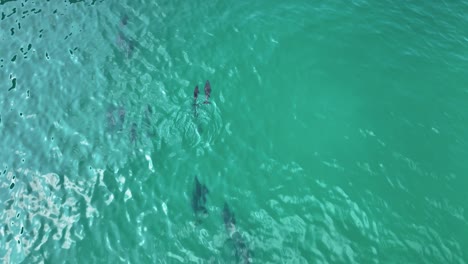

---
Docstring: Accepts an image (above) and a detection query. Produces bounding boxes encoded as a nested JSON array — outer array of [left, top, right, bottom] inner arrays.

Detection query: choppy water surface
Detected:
[[1, 0, 467, 263]]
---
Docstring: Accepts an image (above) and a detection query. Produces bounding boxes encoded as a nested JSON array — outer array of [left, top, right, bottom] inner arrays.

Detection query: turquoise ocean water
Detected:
[[1, 0, 467, 263]]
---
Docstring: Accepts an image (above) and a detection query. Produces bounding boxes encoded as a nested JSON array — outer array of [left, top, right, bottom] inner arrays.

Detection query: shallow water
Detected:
[[1, 0, 467, 263]]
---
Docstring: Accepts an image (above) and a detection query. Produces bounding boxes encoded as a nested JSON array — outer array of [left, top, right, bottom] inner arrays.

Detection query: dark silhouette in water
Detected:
[[117, 15, 135, 59], [193, 85, 199, 118], [223, 202, 236, 230], [106, 106, 126, 131], [130, 122, 137, 144], [192, 176, 209, 216], [194, 85, 200, 100], [106, 110, 117, 128], [117, 32, 135, 59], [145, 105, 153, 123], [144, 104, 156, 137], [118, 107, 125, 129], [120, 15, 128, 26], [147, 104, 153, 114], [223, 202, 252, 264], [203, 80, 211, 104]]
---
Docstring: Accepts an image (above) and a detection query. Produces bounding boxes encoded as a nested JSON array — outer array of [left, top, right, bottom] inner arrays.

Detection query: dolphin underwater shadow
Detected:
[[192, 176, 209, 217], [223, 202, 252, 264]]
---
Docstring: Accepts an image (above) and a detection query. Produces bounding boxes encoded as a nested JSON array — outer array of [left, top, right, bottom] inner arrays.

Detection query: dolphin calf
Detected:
[[192, 176, 209, 216], [222, 202, 252, 264], [203, 80, 211, 104]]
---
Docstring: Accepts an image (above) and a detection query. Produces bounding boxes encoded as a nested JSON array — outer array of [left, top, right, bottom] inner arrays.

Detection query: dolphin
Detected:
[[203, 80, 211, 104], [120, 15, 128, 26], [106, 106, 126, 132], [106, 109, 117, 129], [192, 176, 209, 216], [130, 122, 137, 144], [223, 202, 236, 232], [193, 85, 199, 118], [117, 32, 135, 59], [194, 85, 200, 101], [144, 104, 156, 137], [118, 107, 126, 131], [147, 104, 153, 114], [222, 202, 252, 264], [116, 15, 135, 59], [145, 105, 153, 124]]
